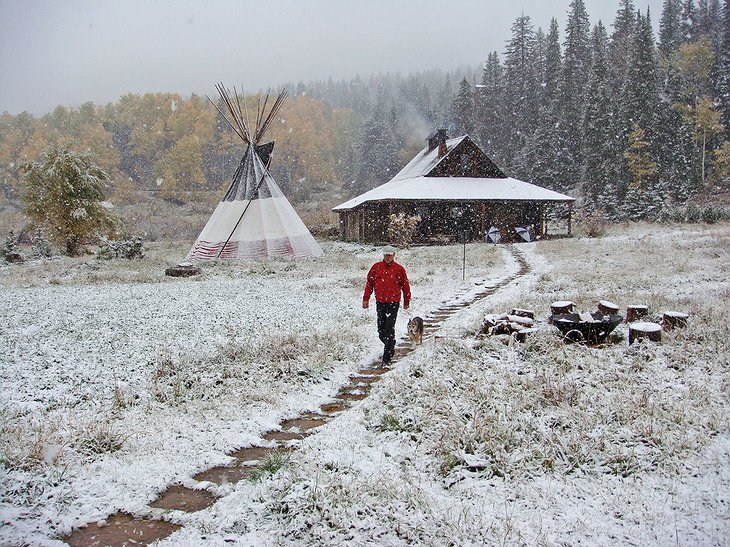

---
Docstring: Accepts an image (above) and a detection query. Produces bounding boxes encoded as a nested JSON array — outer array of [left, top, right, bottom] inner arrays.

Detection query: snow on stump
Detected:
[[596, 300, 620, 316], [549, 301, 575, 321], [511, 308, 535, 319], [165, 261, 201, 277], [662, 311, 689, 331], [625, 305, 649, 323], [628, 321, 662, 345]]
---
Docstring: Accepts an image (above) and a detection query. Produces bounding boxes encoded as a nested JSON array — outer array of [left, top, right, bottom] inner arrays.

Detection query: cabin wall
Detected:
[[338, 200, 566, 244]]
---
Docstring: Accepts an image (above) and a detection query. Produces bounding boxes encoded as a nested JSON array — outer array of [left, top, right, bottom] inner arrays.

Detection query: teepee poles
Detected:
[[207, 83, 288, 146]]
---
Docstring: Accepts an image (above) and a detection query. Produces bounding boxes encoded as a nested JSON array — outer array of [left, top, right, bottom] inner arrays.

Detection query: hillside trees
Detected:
[[3, 0, 730, 226]]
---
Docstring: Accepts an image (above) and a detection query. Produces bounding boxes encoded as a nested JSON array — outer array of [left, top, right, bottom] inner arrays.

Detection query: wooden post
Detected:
[[567, 203, 573, 235], [629, 322, 662, 344], [481, 203, 486, 241]]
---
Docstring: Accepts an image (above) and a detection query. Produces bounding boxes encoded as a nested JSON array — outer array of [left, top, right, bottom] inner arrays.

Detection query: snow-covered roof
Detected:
[[334, 133, 573, 212], [333, 176, 574, 211], [390, 135, 468, 181]]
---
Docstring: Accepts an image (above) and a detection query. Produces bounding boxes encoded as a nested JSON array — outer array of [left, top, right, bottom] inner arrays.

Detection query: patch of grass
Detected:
[[378, 414, 403, 432], [0, 418, 64, 471], [249, 451, 292, 481], [72, 417, 128, 456]]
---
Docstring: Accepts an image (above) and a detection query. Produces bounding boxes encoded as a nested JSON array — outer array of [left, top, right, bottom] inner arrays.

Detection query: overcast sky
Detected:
[[0, 0, 663, 116]]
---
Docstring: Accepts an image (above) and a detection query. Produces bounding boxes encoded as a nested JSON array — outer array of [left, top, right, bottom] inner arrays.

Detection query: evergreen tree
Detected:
[[543, 18, 564, 105], [609, 0, 637, 80], [351, 102, 404, 195], [503, 14, 539, 173], [719, 0, 730, 135], [519, 18, 566, 190], [659, 0, 684, 57], [681, 0, 699, 43], [654, 101, 697, 202], [475, 52, 506, 164], [582, 22, 616, 207], [616, 10, 662, 215], [623, 11, 661, 138], [560, 0, 592, 185], [452, 77, 475, 136]]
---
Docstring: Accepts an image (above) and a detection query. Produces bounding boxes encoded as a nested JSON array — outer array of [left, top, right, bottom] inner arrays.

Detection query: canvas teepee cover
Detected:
[[188, 85, 322, 260]]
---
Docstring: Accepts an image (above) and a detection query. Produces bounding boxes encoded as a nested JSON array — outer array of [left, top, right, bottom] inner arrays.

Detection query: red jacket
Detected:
[[363, 260, 411, 306]]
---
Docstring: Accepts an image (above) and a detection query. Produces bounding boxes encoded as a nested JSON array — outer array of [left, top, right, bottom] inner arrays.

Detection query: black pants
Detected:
[[376, 301, 399, 362]]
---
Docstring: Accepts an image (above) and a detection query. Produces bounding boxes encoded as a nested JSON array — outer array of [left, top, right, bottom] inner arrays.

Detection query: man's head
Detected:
[[382, 245, 397, 263]]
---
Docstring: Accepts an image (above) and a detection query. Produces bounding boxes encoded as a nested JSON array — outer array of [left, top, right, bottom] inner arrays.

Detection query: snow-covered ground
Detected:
[[1, 223, 728, 546]]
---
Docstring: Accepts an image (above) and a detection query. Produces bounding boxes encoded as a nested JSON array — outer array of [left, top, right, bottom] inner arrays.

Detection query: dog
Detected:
[[407, 316, 424, 346]]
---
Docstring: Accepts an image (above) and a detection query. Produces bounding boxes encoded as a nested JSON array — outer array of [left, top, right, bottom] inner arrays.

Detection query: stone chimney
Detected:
[[426, 129, 449, 155]]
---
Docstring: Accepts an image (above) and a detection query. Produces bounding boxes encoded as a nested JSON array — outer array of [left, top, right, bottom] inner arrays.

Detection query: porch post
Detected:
[[567, 202, 573, 236], [481, 203, 486, 241]]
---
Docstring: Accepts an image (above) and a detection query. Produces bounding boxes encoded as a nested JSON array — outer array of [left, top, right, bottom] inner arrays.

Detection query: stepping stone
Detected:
[[229, 446, 279, 463], [262, 430, 309, 441], [299, 411, 329, 420], [63, 512, 181, 547], [280, 417, 328, 431], [193, 465, 253, 485], [356, 367, 389, 376], [335, 391, 368, 401], [149, 485, 217, 512], [349, 375, 381, 385], [320, 401, 349, 414]]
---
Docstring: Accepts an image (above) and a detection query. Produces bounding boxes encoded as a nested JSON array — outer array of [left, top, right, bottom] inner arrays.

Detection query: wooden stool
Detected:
[[597, 300, 620, 316], [550, 300, 575, 316], [662, 311, 689, 331], [628, 322, 662, 345], [625, 305, 648, 323]]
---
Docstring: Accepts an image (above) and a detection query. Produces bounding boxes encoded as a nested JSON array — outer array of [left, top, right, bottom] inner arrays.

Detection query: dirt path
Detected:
[[62, 245, 531, 546]]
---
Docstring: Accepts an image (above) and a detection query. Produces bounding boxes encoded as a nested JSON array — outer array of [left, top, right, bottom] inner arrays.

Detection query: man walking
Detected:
[[362, 245, 411, 364]]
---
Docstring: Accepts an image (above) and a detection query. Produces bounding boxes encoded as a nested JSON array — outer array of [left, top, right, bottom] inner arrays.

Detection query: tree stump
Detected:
[[625, 305, 648, 323], [628, 322, 662, 345], [511, 308, 535, 319], [662, 311, 689, 331], [513, 327, 538, 343], [4, 251, 26, 264], [550, 300, 575, 316], [165, 262, 201, 277], [596, 300, 620, 316]]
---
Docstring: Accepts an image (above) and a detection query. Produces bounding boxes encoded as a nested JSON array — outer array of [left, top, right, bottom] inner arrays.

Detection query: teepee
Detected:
[[188, 84, 322, 260]]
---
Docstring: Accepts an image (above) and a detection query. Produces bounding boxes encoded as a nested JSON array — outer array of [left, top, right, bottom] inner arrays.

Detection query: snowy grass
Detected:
[[0, 238, 503, 545], [1, 224, 728, 545], [203, 223, 730, 546]]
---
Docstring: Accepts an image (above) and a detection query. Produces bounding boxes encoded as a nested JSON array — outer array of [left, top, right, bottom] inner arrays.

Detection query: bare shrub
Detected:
[[96, 237, 144, 259], [576, 209, 609, 237]]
